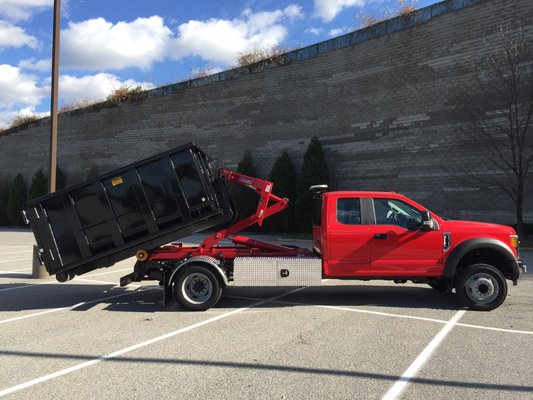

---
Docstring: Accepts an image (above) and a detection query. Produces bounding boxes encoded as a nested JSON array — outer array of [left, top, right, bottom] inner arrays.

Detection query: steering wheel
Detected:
[[386, 208, 398, 221]]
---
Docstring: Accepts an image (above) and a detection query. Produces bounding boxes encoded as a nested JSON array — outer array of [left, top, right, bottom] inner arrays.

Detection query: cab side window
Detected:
[[373, 198, 422, 229], [337, 198, 361, 225]]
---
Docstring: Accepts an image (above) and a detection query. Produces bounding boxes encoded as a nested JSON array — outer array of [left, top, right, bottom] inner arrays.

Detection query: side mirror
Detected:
[[420, 210, 435, 231]]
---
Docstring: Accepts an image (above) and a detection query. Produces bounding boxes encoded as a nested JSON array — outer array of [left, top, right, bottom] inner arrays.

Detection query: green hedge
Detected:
[[7, 174, 27, 226], [295, 137, 328, 232], [231, 150, 260, 222], [231, 138, 329, 233], [0, 168, 60, 227], [0, 182, 10, 226], [28, 169, 48, 200], [263, 150, 297, 232]]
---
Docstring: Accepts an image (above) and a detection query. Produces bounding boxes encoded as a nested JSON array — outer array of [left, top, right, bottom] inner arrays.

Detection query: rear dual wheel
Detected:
[[455, 264, 507, 311], [173, 265, 222, 311]]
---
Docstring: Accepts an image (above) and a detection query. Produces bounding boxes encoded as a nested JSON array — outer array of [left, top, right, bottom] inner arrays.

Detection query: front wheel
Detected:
[[174, 265, 222, 311], [455, 264, 507, 311]]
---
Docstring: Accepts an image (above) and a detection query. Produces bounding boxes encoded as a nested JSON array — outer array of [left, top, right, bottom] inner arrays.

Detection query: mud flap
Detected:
[[163, 271, 174, 308]]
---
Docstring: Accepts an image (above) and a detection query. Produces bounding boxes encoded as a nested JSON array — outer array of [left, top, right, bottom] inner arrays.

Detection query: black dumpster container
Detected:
[[23, 143, 234, 277]]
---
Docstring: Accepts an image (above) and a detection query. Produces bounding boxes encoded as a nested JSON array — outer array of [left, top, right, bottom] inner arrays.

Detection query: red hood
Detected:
[[442, 220, 516, 235]]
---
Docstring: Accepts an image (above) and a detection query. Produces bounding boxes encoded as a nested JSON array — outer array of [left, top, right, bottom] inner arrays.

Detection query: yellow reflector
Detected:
[[510, 235, 519, 249], [111, 176, 123, 186]]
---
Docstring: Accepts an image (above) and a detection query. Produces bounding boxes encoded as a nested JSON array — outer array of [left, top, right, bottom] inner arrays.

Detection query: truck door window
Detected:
[[373, 198, 422, 229], [337, 198, 361, 225]]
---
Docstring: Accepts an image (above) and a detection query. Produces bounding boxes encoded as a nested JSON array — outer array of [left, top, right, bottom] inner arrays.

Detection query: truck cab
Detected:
[[312, 188, 525, 310]]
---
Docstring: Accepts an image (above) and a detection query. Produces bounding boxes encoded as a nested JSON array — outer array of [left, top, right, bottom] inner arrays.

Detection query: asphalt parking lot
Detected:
[[0, 229, 532, 399]]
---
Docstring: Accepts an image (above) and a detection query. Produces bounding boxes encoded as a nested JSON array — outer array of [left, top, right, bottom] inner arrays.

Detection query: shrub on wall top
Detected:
[[107, 86, 147, 105], [9, 114, 40, 129]]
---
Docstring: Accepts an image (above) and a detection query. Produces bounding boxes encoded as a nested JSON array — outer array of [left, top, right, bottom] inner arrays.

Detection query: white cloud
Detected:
[[314, 0, 366, 22], [0, 20, 38, 50], [283, 4, 304, 19], [0, 64, 48, 128], [0, 0, 52, 22], [37, 5, 302, 72], [169, 5, 303, 65], [57, 73, 154, 104], [329, 27, 351, 37], [18, 57, 51, 72], [305, 27, 323, 35], [61, 16, 172, 71], [0, 64, 45, 109]]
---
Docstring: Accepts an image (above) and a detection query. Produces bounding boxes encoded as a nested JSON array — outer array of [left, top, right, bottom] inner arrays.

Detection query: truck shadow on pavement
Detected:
[[220, 285, 464, 311], [0, 283, 163, 313], [0, 283, 463, 313]]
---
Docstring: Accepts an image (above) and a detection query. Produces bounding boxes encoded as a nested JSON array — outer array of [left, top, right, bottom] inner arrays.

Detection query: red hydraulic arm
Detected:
[[198, 169, 289, 252], [140, 168, 311, 262]]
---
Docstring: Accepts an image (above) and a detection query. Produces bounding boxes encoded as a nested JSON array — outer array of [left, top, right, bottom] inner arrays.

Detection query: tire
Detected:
[[173, 265, 222, 311], [455, 264, 507, 311]]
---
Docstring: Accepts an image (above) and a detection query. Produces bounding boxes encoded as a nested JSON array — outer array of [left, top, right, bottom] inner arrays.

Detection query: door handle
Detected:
[[373, 233, 388, 240]]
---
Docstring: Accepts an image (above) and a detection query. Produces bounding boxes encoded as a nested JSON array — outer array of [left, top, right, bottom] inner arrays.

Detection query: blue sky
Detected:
[[0, 0, 440, 129]]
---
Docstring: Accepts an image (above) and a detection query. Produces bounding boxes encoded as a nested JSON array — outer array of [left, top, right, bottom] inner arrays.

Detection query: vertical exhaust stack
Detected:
[[309, 185, 328, 194]]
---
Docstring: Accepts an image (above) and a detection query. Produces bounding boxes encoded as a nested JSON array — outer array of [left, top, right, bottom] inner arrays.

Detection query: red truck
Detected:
[[121, 170, 524, 312], [24, 144, 525, 312]]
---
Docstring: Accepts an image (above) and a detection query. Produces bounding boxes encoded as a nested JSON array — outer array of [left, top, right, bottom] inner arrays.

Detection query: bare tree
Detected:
[[457, 24, 533, 236]]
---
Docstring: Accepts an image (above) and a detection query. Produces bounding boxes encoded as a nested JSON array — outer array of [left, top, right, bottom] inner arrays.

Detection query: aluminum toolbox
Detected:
[[233, 257, 322, 286], [23, 143, 234, 276]]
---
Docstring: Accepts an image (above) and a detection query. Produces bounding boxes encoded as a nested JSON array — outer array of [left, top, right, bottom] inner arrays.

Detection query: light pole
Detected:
[[49, 0, 61, 193]]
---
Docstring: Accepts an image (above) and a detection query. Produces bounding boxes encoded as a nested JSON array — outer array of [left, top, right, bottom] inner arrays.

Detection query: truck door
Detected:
[[325, 196, 371, 277], [369, 198, 443, 276]]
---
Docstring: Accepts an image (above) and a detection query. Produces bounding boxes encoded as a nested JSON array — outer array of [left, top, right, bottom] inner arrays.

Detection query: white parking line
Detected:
[[317, 304, 449, 324], [0, 258, 31, 264], [0, 267, 31, 272], [0, 269, 30, 275], [0, 287, 157, 326], [0, 281, 55, 293], [0, 267, 131, 294], [382, 310, 466, 400], [454, 321, 533, 335], [0, 286, 306, 397], [1, 250, 32, 256], [224, 295, 533, 336]]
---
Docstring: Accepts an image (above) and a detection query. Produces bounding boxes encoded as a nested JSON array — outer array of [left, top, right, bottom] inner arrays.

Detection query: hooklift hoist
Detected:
[[119, 169, 314, 310]]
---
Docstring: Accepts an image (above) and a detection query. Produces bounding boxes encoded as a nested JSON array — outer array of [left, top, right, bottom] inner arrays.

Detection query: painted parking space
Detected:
[[0, 230, 532, 399]]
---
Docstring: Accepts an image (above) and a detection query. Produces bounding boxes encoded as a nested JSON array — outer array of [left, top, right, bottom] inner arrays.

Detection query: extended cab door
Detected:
[[324, 195, 371, 277], [369, 197, 443, 276]]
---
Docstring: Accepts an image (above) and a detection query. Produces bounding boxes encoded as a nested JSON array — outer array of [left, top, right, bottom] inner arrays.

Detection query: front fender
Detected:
[[443, 238, 520, 281]]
